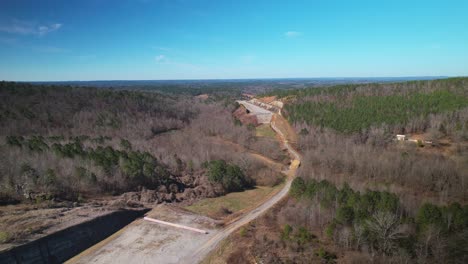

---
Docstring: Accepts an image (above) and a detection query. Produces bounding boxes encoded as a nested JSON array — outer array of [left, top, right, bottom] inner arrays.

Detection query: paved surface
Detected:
[[237, 100, 273, 123], [67, 207, 219, 264]]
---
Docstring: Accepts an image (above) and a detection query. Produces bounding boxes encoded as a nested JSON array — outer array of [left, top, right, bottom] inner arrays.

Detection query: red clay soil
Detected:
[[233, 105, 258, 126], [271, 114, 298, 145], [257, 96, 277, 104]]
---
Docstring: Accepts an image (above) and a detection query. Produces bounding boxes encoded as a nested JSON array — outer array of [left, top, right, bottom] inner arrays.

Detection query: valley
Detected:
[[1, 78, 467, 264]]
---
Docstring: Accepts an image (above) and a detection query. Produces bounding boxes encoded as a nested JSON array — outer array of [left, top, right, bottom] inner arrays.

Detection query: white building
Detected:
[[396, 134, 406, 141]]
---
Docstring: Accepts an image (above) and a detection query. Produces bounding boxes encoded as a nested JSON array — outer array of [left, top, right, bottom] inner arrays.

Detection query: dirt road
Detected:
[[183, 113, 300, 263], [183, 164, 296, 263], [68, 109, 300, 264]]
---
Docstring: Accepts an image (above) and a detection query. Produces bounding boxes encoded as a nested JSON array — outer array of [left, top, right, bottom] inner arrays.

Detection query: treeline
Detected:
[[286, 178, 468, 263], [267, 77, 468, 99], [0, 81, 191, 138], [267, 77, 468, 135], [2, 135, 172, 203], [286, 90, 468, 133]]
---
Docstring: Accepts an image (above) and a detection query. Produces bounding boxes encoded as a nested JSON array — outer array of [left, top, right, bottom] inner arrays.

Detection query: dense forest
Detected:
[[288, 178, 468, 263], [272, 78, 468, 134]]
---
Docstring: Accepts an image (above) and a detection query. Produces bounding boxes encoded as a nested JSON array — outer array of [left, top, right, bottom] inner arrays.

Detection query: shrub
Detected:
[[43, 169, 57, 187], [0, 231, 11, 243], [299, 128, 309, 135], [336, 206, 355, 225], [6, 135, 24, 147], [205, 160, 253, 192], [316, 247, 337, 263], [325, 222, 336, 239], [120, 139, 132, 150], [295, 227, 314, 244], [20, 164, 39, 183], [281, 224, 293, 240], [417, 139, 424, 148], [75, 167, 97, 184], [417, 203, 444, 230], [26, 136, 48, 152], [290, 177, 306, 198], [445, 203, 468, 231], [240, 227, 247, 237]]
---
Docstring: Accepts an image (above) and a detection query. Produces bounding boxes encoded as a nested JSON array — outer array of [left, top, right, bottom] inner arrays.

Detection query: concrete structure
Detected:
[[249, 98, 282, 113], [396, 134, 406, 141], [270, 100, 284, 108], [396, 134, 434, 146], [143, 217, 208, 234], [236, 100, 273, 124]]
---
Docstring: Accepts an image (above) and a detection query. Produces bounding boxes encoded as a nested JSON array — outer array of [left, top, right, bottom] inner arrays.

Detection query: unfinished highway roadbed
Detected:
[[236, 100, 273, 123], [66, 206, 220, 264]]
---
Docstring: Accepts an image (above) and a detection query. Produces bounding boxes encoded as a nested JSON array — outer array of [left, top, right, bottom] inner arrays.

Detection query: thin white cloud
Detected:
[[0, 20, 62, 36], [153, 55, 201, 71], [38, 23, 62, 36], [152, 46, 172, 51], [285, 31, 302, 38], [155, 54, 166, 62]]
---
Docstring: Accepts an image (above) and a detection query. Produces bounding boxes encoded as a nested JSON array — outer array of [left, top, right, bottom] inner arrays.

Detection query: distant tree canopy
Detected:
[[267, 78, 468, 133], [0, 81, 194, 138], [286, 90, 468, 133], [265, 77, 468, 99], [204, 160, 253, 192]]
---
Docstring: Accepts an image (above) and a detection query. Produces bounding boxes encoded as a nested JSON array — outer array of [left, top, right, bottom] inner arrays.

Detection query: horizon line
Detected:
[[2, 75, 459, 83]]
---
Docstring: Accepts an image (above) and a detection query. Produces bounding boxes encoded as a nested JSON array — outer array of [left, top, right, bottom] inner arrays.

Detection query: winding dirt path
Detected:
[[183, 113, 300, 263]]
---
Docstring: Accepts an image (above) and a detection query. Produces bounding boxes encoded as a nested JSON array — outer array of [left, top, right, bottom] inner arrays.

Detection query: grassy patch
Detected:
[[0, 231, 11, 243], [256, 124, 276, 138], [186, 184, 283, 218]]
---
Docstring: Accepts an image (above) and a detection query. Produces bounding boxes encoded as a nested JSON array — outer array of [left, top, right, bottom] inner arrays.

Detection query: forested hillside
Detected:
[[0, 82, 281, 206], [219, 78, 468, 263], [273, 78, 468, 134]]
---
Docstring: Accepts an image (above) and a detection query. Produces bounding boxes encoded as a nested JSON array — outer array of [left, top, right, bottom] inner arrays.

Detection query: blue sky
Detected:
[[0, 0, 467, 81]]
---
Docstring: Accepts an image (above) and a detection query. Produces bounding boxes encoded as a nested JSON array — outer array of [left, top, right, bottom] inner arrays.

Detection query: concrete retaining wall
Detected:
[[0, 209, 148, 264]]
